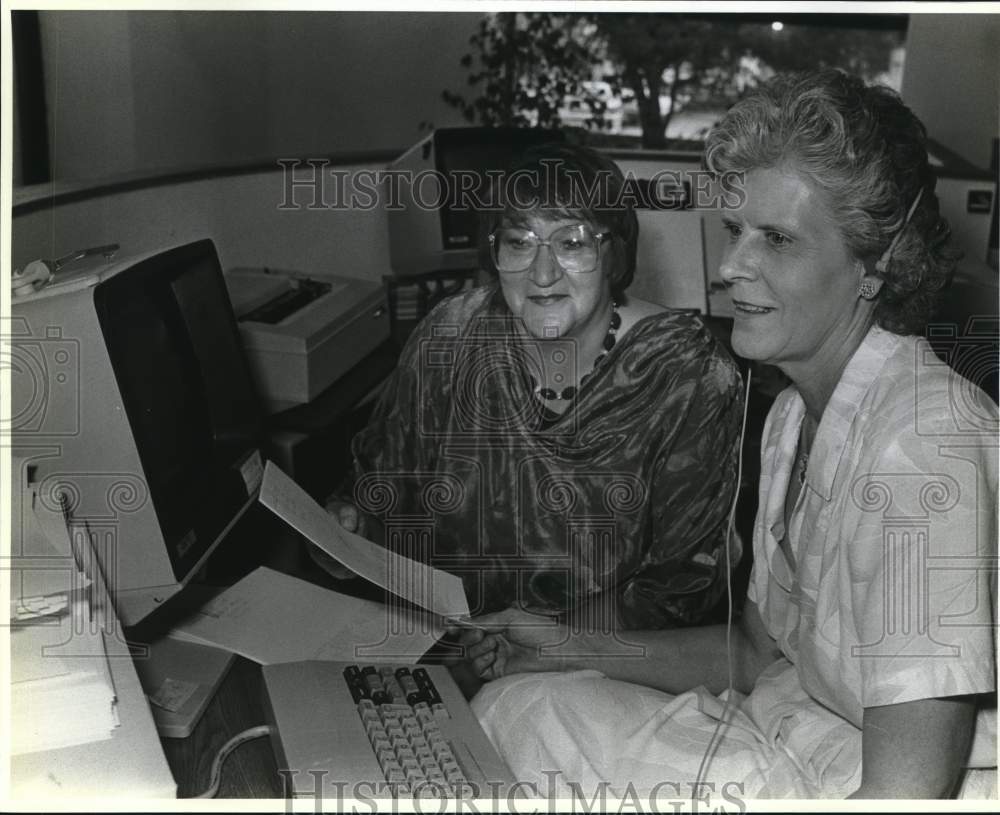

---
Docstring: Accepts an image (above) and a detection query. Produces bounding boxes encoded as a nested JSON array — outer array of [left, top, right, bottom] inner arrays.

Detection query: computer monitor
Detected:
[[10, 238, 264, 627], [386, 127, 565, 277]]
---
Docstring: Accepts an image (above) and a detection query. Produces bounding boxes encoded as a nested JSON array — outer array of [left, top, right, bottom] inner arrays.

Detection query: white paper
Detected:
[[258, 461, 471, 619], [9, 499, 89, 610], [11, 598, 118, 755], [148, 678, 200, 713], [170, 566, 444, 665]]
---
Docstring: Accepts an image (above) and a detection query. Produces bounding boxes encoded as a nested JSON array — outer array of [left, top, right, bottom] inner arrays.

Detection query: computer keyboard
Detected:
[[346, 665, 470, 793], [261, 660, 518, 801]]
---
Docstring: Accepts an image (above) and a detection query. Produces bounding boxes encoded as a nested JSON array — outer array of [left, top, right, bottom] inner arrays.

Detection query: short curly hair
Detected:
[[479, 142, 640, 301], [704, 69, 960, 335]]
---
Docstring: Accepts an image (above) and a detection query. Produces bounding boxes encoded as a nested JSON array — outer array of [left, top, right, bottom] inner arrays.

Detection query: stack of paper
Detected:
[[9, 494, 119, 756], [11, 598, 119, 755]]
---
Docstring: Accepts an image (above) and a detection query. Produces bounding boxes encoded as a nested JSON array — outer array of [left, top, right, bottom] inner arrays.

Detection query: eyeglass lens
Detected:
[[493, 224, 602, 273]]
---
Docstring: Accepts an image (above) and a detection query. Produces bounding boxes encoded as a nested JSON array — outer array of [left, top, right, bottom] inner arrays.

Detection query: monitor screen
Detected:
[[93, 240, 263, 583]]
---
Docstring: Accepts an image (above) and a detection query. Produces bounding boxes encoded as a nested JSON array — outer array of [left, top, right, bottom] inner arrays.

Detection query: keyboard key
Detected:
[[398, 673, 424, 701], [413, 781, 439, 799], [425, 731, 447, 749], [344, 669, 367, 701], [422, 682, 443, 707]]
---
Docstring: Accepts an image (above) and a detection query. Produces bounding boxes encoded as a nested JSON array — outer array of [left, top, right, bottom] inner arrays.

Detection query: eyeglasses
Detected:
[[489, 224, 610, 274]]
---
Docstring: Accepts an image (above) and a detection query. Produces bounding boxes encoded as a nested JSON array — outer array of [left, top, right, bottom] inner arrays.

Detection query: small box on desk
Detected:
[[225, 268, 390, 413]]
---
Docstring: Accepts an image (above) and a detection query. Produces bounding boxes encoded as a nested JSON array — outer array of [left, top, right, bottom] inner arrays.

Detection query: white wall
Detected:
[[902, 13, 1000, 170], [615, 155, 709, 313], [12, 164, 392, 285]]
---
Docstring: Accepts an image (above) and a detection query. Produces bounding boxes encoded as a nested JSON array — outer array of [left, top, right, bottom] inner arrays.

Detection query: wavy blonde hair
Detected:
[[705, 69, 960, 335]]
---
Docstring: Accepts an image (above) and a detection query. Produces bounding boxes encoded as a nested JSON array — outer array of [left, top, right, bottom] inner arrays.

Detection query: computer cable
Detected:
[[193, 724, 273, 799], [694, 365, 752, 794]]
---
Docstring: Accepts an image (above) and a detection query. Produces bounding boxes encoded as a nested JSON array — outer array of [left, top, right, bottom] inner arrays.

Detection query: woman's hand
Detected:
[[325, 498, 366, 536], [457, 607, 569, 680], [308, 497, 366, 580]]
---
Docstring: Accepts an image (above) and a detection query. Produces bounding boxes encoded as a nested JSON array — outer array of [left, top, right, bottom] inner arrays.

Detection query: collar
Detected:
[[799, 325, 901, 501]]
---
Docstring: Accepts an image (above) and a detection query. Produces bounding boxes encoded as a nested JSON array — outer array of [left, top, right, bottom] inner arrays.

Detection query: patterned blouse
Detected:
[[350, 285, 744, 628]]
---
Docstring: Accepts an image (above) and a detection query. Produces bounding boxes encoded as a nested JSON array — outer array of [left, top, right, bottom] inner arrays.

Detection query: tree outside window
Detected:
[[444, 12, 907, 150]]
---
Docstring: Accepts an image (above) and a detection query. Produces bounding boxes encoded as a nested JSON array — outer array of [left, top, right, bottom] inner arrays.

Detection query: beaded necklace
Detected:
[[530, 301, 621, 401]]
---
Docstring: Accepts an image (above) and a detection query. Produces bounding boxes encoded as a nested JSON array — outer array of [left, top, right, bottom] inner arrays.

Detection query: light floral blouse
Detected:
[[749, 324, 997, 728]]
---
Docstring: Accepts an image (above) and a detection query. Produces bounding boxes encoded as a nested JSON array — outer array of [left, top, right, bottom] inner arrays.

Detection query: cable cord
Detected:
[[694, 366, 752, 793], [192, 724, 273, 799]]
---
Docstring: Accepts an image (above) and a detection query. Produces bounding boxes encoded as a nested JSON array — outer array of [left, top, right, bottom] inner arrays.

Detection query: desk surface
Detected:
[[159, 656, 283, 798]]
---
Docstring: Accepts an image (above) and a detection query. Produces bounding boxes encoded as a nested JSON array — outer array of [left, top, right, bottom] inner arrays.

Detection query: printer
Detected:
[[225, 268, 391, 414]]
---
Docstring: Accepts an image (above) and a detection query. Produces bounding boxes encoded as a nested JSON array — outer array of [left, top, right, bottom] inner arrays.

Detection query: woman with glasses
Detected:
[[323, 142, 744, 635]]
